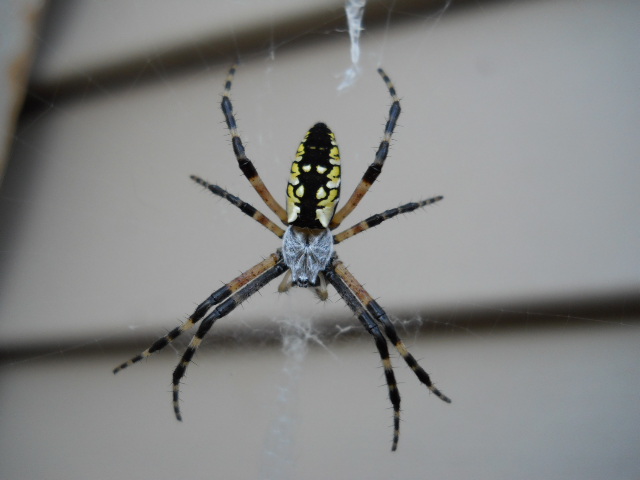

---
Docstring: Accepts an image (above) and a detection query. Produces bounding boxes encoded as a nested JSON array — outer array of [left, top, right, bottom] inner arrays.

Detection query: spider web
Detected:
[[1, 1, 639, 479]]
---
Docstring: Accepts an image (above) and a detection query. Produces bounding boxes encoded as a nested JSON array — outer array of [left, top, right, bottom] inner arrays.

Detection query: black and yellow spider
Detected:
[[114, 65, 450, 451]]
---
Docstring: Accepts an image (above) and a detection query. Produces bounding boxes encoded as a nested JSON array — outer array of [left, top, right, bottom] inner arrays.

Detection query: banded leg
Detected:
[[113, 252, 283, 374], [221, 65, 288, 224], [324, 264, 402, 451], [333, 196, 443, 244], [332, 259, 451, 404], [330, 68, 401, 229], [190, 175, 285, 238], [172, 258, 288, 420]]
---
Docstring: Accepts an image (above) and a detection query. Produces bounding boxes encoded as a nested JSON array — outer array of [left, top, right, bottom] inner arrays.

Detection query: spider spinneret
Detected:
[[114, 65, 450, 451]]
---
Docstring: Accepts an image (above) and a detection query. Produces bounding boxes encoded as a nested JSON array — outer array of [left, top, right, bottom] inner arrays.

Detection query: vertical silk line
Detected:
[[339, 0, 367, 90]]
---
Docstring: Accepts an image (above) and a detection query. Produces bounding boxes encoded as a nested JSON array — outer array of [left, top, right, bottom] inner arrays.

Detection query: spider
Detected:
[[114, 65, 451, 451]]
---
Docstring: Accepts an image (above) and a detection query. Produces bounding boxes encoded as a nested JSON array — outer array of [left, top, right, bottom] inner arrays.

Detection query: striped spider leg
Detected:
[[221, 65, 288, 224], [329, 68, 401, 229], [114, 65, 449, 451], [324, 259, 451, 451], [113, 251, 288, 419]]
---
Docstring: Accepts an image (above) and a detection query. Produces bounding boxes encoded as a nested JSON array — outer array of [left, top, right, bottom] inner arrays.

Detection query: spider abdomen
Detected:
[[286, 123, 341, 229]]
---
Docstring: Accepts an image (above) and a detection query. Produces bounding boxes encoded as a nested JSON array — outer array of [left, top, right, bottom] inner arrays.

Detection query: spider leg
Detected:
[[324, 261, 402, 451], [331, 259, 451, 404], [221, 65, 288, 224], [333, 196, 443, 244], [190, 175, 285, 238], [277, 269, 292, 293], [172, 255, 288, 420], [313, 272, 329, 301], [329, 68, 401, 229], [113, 252, 284, 374]]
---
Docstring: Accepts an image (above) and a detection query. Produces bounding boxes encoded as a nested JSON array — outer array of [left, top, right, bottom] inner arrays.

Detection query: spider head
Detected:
[[281, 226, 334, 287]]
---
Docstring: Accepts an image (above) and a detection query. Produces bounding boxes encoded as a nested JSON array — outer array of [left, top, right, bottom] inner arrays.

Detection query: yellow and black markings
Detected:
[[286, 123, 341, 228]]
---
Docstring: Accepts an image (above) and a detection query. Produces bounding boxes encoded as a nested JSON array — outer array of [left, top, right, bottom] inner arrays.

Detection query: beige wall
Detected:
[[1, 1, 639, 478]]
